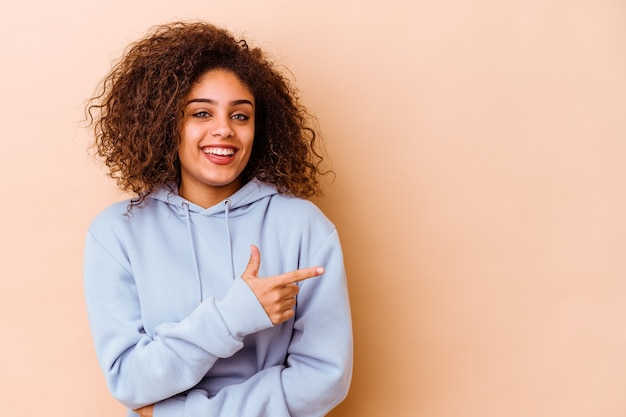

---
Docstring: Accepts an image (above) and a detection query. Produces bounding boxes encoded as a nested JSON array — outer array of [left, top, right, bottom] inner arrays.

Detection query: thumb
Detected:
[[242, 244, 261, 280]]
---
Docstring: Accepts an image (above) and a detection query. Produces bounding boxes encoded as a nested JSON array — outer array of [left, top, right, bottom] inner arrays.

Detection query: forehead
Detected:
[[188, 69, 254, 101]]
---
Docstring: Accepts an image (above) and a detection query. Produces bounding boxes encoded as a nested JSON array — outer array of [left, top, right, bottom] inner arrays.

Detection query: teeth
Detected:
[[203, 147, 235, 156]]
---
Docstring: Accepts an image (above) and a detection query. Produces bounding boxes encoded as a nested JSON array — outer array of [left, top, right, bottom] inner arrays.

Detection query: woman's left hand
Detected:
[[242, 244, 324, 325], [133, 404, 154, 417]]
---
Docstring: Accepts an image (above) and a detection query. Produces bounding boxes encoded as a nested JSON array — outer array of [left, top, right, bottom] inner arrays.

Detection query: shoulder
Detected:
[[87, 198, 159, 238], [267, 193, 327, 218], [268, 193, 320, 211], [89, 200, 129, 229], [266, 193, 336, 234]]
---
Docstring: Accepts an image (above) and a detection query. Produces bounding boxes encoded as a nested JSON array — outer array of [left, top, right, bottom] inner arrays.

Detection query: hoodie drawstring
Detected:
[[183, 200, 237, 305], [223, 199, 237, 281], [183, 202, 204, 304]]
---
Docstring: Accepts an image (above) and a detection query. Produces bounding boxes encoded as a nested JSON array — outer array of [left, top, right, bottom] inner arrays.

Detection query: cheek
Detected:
[[176, 138, 189, 157], [179, 124, 199, 142], [176, 135, 197, 166], [177, 125, 200, 151], [242, 126, 256, 148]]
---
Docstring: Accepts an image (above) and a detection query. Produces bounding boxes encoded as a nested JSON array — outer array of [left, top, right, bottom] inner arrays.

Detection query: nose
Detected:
[[210, 116, 234, 139]]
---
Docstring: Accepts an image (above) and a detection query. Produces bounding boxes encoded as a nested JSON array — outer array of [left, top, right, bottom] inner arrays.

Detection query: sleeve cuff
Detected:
[[153, 395, 186, 417], [215, 277, 273, 340]]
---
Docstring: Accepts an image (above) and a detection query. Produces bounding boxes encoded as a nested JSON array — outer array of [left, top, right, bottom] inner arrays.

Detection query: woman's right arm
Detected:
[[84, 232, 273, 410]]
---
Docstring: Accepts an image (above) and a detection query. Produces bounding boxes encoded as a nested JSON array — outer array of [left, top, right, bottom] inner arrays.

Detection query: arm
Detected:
[[85, 232, 326, 411], [84, 232, 273, 410], [152, 230, 353, 417]]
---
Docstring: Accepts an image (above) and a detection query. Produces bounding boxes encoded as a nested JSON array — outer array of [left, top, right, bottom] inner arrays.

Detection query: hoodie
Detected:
[[84, 179, 353, 417]]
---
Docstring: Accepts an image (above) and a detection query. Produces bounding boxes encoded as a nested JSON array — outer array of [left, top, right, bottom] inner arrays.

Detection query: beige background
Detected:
[[1, 1, 625, 416]]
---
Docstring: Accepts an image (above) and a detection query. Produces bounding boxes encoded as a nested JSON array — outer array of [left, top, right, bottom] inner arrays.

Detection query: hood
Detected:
[[149, 178, 279, 217]]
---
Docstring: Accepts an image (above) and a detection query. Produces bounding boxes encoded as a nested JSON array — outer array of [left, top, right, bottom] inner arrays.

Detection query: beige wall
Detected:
[[1, 1, 625, 416]]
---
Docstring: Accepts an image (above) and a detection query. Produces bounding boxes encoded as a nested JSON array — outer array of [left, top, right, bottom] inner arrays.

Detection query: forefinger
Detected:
[[274, 266, 325, 286]]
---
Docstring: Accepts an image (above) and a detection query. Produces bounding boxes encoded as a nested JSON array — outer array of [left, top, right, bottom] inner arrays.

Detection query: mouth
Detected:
[[202, 146, 237, 157]]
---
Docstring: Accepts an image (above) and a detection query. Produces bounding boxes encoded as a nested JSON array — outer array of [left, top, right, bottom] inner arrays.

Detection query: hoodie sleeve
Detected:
[[152, 229, 353, 417], [84, 231, 273, 410]]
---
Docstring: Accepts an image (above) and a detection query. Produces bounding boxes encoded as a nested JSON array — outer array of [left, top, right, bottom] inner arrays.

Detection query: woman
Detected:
[[84, 21, 352, 417]]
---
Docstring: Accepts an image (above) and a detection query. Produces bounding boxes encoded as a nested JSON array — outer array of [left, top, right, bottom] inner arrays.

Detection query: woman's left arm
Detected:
[[153, 229, 353, 417]]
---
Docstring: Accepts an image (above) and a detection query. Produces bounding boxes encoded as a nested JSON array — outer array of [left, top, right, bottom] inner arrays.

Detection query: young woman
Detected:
[[84, 21, 352, 417]]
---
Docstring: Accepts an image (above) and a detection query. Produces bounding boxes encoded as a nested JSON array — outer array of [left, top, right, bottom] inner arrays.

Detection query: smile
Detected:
[[202, 147, 236, 156]]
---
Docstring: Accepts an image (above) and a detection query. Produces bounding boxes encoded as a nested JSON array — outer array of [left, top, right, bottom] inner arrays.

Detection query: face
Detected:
[[177, 69, 255, 207]]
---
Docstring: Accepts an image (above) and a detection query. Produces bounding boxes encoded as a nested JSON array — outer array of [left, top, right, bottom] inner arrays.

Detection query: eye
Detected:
[[232, 113, 249, 121], [192, 111, 211, 119]]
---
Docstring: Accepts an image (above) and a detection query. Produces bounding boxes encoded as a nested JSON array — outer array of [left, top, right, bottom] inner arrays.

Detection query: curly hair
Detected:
[[86, 21, 327, 207]]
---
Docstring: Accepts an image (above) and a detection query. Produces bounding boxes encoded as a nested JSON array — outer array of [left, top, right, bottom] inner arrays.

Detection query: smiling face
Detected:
[[177, 69, 256, 208]]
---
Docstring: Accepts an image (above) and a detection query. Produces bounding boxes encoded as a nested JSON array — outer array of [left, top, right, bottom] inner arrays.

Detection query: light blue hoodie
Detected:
[[84, 179, 352, 416]]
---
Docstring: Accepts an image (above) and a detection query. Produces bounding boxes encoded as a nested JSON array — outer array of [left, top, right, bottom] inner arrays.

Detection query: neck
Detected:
[[178, 179, 243, 209]]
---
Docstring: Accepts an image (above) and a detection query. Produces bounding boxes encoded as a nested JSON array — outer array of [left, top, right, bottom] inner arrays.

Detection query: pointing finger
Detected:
[[275, 266, 325, 286]]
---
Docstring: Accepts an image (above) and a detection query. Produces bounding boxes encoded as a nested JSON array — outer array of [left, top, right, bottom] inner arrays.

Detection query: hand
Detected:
[[242, 245, 324, 325], [133, 404, 154, 417]]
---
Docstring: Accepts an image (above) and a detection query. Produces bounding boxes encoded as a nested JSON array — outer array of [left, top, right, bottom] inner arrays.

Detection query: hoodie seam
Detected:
[[310, 228, 339, 269], [87, 231, 133, 276]]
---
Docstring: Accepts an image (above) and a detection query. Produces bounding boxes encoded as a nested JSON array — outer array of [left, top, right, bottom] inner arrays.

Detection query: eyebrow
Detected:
[[185, 98, 254, 107]]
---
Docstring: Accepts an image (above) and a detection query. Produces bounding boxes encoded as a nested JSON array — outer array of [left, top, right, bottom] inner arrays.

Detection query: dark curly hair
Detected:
[[86, 21, 327, 207]]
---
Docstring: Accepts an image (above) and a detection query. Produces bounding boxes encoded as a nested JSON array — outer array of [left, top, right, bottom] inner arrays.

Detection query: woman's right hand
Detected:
[[241, 245, 324, 325], [133, 405, 154, 417]]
